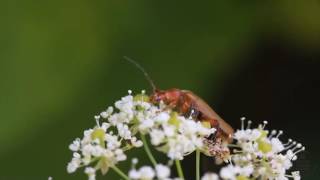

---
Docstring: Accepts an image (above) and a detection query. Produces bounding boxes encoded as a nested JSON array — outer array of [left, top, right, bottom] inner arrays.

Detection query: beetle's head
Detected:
[[150, 89, 167, 103], [150, 89, 181, 105]]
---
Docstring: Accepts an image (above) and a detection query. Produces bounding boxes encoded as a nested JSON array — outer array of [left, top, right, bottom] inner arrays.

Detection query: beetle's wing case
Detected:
[[182, 90, 234, 136]]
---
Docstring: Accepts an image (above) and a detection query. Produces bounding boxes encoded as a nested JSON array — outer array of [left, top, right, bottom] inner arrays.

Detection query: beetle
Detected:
[[124, 56, 234, 143], [150, 88, 234, 142]]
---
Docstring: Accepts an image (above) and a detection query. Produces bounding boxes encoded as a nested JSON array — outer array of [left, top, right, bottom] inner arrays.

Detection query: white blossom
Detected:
[[292, 171, 301, 180], [85, 167, 96, 180], [129, 163, 178, 180], [201, 173, 219, 180], [69, 138, 81, 151], [131, 137, 143, 147], [220, 164, 253, 180], [150, 129, 165, 146], [226, 119, 305, 180], [129, 166, 155, 180], [155, 164, 171, 179]]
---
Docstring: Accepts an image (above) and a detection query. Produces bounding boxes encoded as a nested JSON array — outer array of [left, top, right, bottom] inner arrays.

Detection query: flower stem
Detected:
[[196, 150, 200, 180], [140, 134, 157, 166], [175, 160, 185, 180], [227, 144, 240, 148], [111, 166, 131, 180]]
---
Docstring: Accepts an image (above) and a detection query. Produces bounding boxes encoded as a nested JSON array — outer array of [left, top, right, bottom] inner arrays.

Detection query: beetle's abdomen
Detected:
[[182, 90, 234, 137]]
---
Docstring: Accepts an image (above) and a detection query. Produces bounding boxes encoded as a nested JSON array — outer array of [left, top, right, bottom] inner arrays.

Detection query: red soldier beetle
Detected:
[[124, 56, 234, 144]]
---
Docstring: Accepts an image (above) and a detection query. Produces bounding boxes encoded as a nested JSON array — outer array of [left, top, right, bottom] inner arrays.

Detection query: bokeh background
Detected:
[[1, 1, 320, 179]]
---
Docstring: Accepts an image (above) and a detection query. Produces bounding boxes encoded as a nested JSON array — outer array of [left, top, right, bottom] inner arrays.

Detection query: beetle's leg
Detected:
[[206, 118, 220, 140], [162, 100, 179, 112], [208, 130, 217, 140], [206, 118, 232, 144], [163, 105, 174, 112]]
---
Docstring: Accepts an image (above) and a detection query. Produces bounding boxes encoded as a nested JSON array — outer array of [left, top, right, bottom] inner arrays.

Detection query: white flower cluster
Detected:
[[66, 89, 306, 180], [201, 173, 219, 180], [67, 90, 215, 179], [219, 118, 305, 180], [148, 111, 216, 160], [128, 158, 180, 180], [67, 123, 130, 176], [66, 91, 148, 179]]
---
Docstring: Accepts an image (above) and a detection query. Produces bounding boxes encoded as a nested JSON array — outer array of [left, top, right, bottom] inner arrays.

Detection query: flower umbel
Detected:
[[67, 90, 215, 179], [220, 118, 305, 180], [128, 162, 179, 180], [66, 90, 305, 180]]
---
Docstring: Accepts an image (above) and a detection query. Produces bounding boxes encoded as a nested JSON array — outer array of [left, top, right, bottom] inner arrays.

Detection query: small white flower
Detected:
[[286, 150, 295, 160], [131, 137, 143, 147], [67, 160, 80, 173], [66, 152, 82, 173], [101, 122, 110, 131], [82, 144, 103, 157], [105, 134, 121, 150], [100, 111, 108, 118], [69, 139, 80, 151], [115, 149, 127, 161], [132, 158, 139, 164], [155, 164, 171, 179], [271, 138, 284, 153], [220, 165, 239, 179], [163, 125, 175, 137], [129, 166, 155, 180], [82, 155, 91, 165], [201, 173, 219, 180], [106, 106, 114, 114], [150, 129, 165, 146], [117, 123, 132, 139], [292, 171, 301, 180], [85, 167, 96, 180], [139, 118, 155, 132], [115, 95, 134, 115], [240, 165, 254, 177], [129, 169, 141, 179], [234, 129, 261, 142], [154, 112, 170, 123]]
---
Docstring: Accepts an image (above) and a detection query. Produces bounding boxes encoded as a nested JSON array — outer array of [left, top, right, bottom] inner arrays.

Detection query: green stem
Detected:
[[196, 150, 200, 180], [227, 144, 240, 148], [140, 134, 157, 166], [175, 160, 185, 180], [110, 166, 131, 180]]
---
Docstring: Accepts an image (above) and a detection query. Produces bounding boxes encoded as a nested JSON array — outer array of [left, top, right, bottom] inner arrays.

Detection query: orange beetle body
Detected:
[[150, 88, 234, 142], [124, 56, 234, 143]]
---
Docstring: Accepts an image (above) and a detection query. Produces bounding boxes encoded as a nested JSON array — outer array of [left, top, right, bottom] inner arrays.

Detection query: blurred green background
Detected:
[[1, 1, 320, 179]]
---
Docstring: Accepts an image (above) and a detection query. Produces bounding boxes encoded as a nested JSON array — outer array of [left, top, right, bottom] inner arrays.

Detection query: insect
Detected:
[[124, 56, 234, 143]]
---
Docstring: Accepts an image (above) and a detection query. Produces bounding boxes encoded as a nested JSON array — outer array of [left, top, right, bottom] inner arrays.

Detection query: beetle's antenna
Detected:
[[123, 56, 157, 92]]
